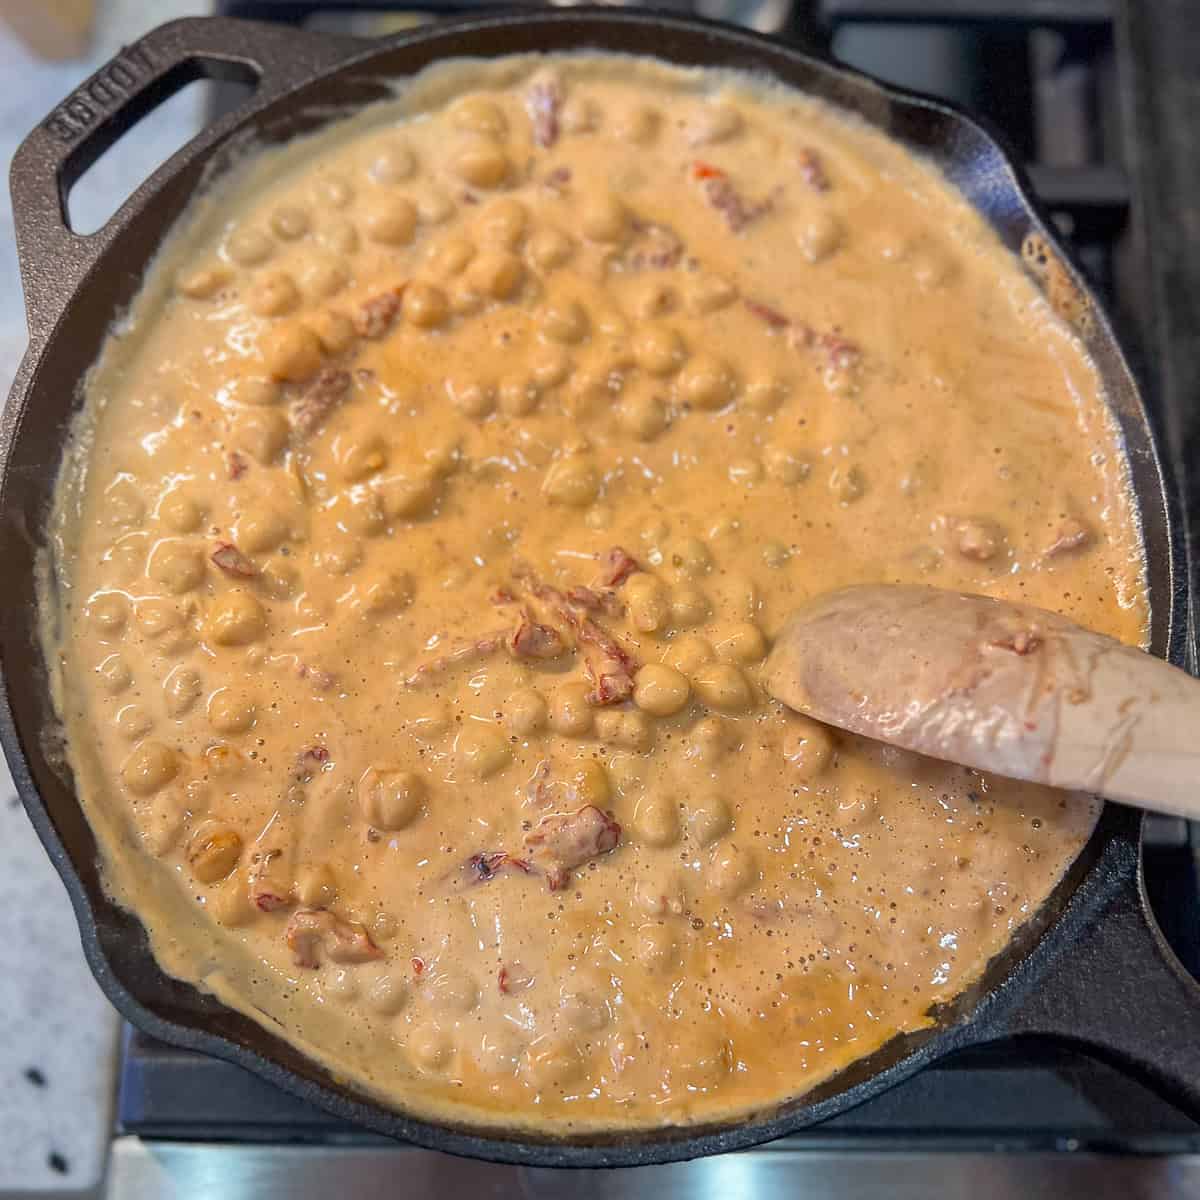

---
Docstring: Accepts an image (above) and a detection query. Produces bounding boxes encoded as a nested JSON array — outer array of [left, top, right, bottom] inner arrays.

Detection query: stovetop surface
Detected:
[[116, 0, 1200, 1169]]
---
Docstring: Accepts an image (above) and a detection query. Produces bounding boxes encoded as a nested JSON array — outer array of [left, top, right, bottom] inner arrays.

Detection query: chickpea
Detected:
[[742, 378, 788, 414], [446, 377, 496, 420], [235, 508, 286, 554], [688, 715, 733, 763], [314, 174, 353, 209], [227, 375, 280, 407], [232, 408, 288, 465], [317, 536, 362, 575], [669, 536, 711, 577], [416, 186, 455, 225], [334, 483, 382, 537], [729, 458, 764, 487], [520, 1035, 585, 1091], [563, 760, 610, 809], [407, 1024, 454, 1073], [157, 490, 204, 534], [121, 740, 179, 796], [527, 229, 573, 271], [624, 574, 671, 634], [561, 95, 600, 134], [298, 258, 348, 302], [451, 95, 508, 138], [664, 633, 715, 675], [207, 591, 267, 646], [668, 1034, 730, 1090], [409, 701, 452, 742], [427, 235, 475, 278], [87, 591, 129, 636], [97, 653, 133, 695], [764, 444, 811, 484], [187, 823, 243, 884], [499, 377, 540, 416], [542, 455, 600, 508], [103, 483, 145, 530], [670, 584, 711, 627], [203, 742, 245, 777], [506, 688, 548, 736], [177, 264, 230, 299], [360, 569, 415, 617], [363, 971, 408, 1016], [633, 664, 691, 717], [635, 922, 680, 972], [629, 278, 677, 320], [525, 347, 567, 389], [147, 542, 204, 592], [163, 666, 201, 718], [134, 596, 187, 641], [548, 682, 594, 736], [456, 722, 512, 779], [370, 911, 399, 942], [317, 217, 358, 255], [403, 281, 449, 329], [782, 715, 835, 778], [684, 273, 736, 315], [581, 194, 627, 244], [363, 196, 417, 245], [295, 862, 338, 908], [678, 355, 736, 410], [259, 559, 298, 600], [614, 104, 660, 144], [270, 205, 309, 240], [225, 227, 273, 266], [687, 793, 732, 846], [475, 198, 526, 247], [707, 841, 758, 898], [595, 709, 653, 752], [686, 102, 743, 145], [712, 621, 768, 664], [207, 687, 255, 735], [558, 986, 610, 1032], [632, 326, 685, 376], [762, 541, 790, 569], [467, 250, 523, 300], [359, 765, 426, 829], [211, 875, 255, 928], [538, 299, 589, 345], [830, 464, 866, 503], [116, 704, 153, 741], [248, 271, 300, 318], [617, 388, 668, 441], [691, 663, 754, 713], [799, 211, 842, 263], [309, 309, 356, 355], [261, 323, 323, 382], [633, 796, 680, 847], [955, 518, 1003, 562], [370, 142, 416, 183], [451, 140, 511, 188]]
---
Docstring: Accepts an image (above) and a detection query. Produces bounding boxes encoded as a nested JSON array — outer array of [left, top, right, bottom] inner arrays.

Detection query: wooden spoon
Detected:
[[764, 583, 1199, 819]]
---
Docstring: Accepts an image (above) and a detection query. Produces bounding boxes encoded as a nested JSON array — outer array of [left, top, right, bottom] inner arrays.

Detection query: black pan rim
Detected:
[[0, 7, 1187, 1167]]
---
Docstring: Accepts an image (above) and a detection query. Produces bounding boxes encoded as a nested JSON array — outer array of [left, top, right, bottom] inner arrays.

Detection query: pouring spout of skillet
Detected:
[[765, 584, 1200, 821]]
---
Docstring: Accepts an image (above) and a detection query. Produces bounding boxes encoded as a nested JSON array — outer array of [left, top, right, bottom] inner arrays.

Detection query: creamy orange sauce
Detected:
[[43, 54, 1146, 1133]]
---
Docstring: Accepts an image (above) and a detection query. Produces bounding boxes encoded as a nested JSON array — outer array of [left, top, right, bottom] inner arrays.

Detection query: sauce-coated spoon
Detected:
[[764, 584, 1200, 819]]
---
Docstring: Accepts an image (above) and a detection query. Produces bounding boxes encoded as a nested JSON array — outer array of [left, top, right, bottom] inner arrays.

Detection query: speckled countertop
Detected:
[[0, 1, 207, 1191]]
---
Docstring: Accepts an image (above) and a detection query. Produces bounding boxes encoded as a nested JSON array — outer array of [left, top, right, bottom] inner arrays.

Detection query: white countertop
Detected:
[[0, 1, 208, 1191]]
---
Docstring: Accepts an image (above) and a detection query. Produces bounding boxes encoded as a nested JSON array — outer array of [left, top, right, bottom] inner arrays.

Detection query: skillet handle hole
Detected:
[[64, 63, 258, 236]]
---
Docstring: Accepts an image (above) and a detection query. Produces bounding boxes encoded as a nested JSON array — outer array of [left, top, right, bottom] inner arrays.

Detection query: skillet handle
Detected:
[[975, 837, 1200, 1121], [8, 16, 365, 340]]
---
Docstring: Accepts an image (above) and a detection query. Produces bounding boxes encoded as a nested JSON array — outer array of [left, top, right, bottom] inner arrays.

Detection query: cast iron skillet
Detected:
[[3, 9, 1200, 1168]]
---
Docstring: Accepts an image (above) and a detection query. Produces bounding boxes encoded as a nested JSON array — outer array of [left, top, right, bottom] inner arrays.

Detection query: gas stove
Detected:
[[110, 2, 1200, 1194]]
